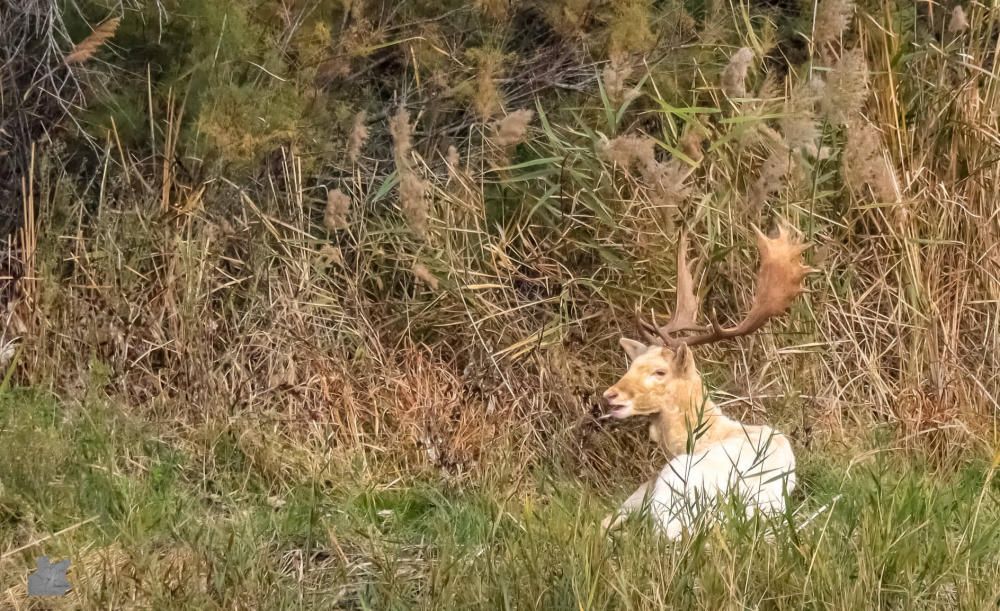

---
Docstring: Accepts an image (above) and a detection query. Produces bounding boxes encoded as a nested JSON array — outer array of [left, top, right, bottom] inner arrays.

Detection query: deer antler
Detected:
[[642, 220, 816, 348], [638, 233, 706, 345]]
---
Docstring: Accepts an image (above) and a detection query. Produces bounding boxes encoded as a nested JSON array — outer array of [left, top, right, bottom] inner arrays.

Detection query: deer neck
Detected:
[[654, 396, 748, 456]]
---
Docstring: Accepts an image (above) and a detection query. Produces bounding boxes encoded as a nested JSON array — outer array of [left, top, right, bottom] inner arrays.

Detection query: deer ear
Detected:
[[671, 344, 696, 375], [619, 338, 649, 361]]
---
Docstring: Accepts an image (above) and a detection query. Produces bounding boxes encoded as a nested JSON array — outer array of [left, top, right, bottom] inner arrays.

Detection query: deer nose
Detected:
[[603, 389, 619, 402]]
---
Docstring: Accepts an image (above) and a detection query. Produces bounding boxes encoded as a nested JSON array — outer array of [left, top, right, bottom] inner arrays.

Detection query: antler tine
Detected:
[[636, 313, 662, 345], [682, 219, 817, 348], [646, 233, 705, 347]]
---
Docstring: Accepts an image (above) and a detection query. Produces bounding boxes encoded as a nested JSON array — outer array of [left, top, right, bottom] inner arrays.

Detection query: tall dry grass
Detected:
[[2, 1, 998, 486]]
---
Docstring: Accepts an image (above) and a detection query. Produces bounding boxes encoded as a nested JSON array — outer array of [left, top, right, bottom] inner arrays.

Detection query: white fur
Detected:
[[605, 427, 796, 539]]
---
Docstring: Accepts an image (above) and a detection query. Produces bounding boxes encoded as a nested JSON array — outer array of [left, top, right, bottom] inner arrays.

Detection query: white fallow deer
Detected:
[[600, 221, 816, 540]]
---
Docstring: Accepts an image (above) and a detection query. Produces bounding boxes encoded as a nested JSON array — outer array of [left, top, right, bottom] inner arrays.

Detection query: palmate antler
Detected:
[[639, 220, 817, 348]]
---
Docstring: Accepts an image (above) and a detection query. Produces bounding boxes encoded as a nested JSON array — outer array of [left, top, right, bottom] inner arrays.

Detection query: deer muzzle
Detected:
[[602, 388, 633, 419]]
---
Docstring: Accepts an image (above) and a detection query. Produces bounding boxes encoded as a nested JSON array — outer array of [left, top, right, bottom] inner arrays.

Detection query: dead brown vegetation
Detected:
[[1, 1, 997, 485]]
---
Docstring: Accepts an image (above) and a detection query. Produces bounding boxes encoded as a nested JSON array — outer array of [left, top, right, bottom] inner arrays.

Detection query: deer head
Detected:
[[603, 341, 705, 420], [603, 220, 816, 422]]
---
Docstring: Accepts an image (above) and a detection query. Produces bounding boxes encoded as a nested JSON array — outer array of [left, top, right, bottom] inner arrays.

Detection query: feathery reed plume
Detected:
[[781, 110, 820, 155], [389, 107, 413, 163], [813, 0, 854, 50], [843, 118, 900, 202], [679, 126, 705, 162], [467, 47, 506, 120], [474, 0, 518, 21], [781, 82, 821, 156], [390, 107, 430, 237], [752, 110, 820, 208], [819, 47, 868, 125], [607, 0, 656, 56], [446, 145, 461, 170], [444, 144, 468, 191], [721, 47, 754, 99], [475, 0, 511, 20], [644, 160, 692, 223], [600, 134, 693, 189], [603, 53, 639, 105], [412, 263, 440, 290], [599, 135, 656, 170], [948, 5, 969, 33], [65, 16, 121, 64], [0, 338, 15, 371], [749, 147, 794, 210], [324, 189, 351, 231], [347, 111, 369, 163], [599, 133, 693, 225], [399, 173, 429, 235], [491, 109, 534, 147], [318, 244, 344, 268], [442, 144, 482, 213]]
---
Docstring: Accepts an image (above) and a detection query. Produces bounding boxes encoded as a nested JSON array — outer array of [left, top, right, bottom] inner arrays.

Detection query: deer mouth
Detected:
[[606, 404, 633, 419]]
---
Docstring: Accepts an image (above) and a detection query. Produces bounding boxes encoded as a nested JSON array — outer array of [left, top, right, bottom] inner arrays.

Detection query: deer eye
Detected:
[[653, 369, 668, 377]]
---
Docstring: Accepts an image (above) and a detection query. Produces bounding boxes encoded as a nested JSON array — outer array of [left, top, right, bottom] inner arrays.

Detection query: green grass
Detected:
[[2, 389, 999, 609]]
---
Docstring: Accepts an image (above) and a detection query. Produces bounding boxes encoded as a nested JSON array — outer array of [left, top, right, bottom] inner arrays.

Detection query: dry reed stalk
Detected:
[[389, 107, 431, 237], [17, 145, 35, 309], [160, 90, 184, 213]]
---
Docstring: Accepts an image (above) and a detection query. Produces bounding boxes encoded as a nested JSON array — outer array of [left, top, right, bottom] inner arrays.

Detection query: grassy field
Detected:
[[3, 388, 999, 609], [3, 1, 1000, 608]]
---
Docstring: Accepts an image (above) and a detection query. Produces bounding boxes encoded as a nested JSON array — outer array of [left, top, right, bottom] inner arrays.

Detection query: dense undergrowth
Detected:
[[3, 0, 996, 476], [1, 0, 999, 605]]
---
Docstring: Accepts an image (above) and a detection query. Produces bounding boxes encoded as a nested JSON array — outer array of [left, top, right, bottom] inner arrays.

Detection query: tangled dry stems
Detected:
[[2, 1, 998, 483]]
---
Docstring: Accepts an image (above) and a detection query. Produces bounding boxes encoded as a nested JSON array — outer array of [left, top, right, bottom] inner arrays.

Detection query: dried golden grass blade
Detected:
[[65, 17, 121, 65]]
